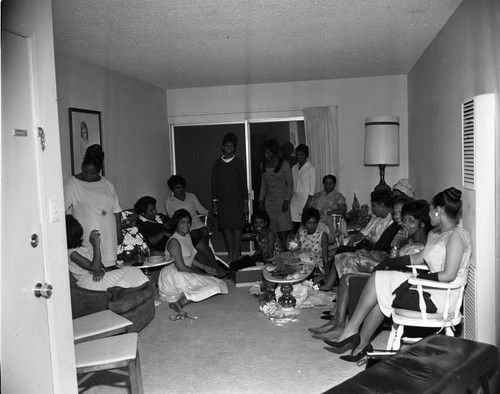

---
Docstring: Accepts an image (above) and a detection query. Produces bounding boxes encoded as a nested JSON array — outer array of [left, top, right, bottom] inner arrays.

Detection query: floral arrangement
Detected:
[[117, 211, 149, 262], [346, 193, 361, 223], [358, 204, 371, 228]]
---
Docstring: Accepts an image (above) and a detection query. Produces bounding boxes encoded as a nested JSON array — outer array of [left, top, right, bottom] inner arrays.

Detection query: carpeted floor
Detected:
[[79, 280, 389, 393]]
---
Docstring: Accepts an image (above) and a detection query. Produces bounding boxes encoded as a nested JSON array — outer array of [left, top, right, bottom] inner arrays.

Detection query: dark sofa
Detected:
[[69, 273, 155, 332]]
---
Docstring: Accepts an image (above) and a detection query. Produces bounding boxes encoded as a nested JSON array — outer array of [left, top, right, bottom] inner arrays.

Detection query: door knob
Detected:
[[34, 283, 53, 299], [30, 234, 39, 248]]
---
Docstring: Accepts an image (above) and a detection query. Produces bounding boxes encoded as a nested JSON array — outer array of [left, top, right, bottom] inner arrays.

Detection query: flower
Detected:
[[117, 226, 149, 258]]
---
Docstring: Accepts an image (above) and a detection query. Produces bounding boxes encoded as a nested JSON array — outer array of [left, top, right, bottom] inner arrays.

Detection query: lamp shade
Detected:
[[364, 116, 400, 165]]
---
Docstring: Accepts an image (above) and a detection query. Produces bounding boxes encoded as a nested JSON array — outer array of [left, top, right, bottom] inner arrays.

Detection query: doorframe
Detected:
[[1, 2, 77, 391]]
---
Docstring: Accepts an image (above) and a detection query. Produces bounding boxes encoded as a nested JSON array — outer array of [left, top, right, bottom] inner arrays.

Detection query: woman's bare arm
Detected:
[[437, 231, 465, 282]]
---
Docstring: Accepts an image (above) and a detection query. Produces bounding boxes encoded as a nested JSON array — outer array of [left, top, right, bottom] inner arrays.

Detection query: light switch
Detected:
[[49, 197, 60, 223]]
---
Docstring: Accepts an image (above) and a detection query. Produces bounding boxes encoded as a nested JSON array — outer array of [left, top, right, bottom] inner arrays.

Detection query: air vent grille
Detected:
[[462, 99, 475, 190]]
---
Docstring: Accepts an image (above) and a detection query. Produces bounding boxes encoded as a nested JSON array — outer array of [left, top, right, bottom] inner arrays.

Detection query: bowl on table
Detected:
[[148, 255, 165, 264]]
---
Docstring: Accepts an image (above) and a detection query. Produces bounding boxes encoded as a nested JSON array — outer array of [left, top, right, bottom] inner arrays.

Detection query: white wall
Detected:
[[55, 53, 170, 209], [408, 0, 500, 346], [167, 75, 409, 207]]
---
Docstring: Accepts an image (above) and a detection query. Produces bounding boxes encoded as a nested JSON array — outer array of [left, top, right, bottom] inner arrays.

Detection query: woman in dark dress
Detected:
[[134, 196, 172, 255], [211, 132, 248, 263]]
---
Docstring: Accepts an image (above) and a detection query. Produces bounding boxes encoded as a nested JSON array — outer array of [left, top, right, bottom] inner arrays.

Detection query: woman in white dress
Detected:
[[323, 187, 471, 363], [165, 175, 225, 276], [66, 215, 149, 293], [290, 144, 316, 233], [64, 144, 122, 267], [158, 209, 228, 313]]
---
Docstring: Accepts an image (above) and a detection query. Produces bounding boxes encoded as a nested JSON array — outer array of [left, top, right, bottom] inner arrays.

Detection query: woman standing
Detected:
[[258, 138, 293, 248], [211, 133, 248, 263], [64, 144, 122, 267], [290, 144, 316, 232]]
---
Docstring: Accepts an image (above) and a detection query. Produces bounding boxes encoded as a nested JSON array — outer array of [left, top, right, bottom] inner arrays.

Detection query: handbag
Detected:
[[391, 280, 437, 313]]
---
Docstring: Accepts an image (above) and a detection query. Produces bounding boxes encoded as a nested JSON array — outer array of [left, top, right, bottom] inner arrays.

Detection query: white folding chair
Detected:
[[73, 310, 132, 344], [75, 333, 143, 394], [386, 264, 467, 350]]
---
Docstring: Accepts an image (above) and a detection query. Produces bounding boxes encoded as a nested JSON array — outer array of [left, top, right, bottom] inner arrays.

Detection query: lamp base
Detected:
[[373, 164, 392, 193], [373, 182, 392, 193]]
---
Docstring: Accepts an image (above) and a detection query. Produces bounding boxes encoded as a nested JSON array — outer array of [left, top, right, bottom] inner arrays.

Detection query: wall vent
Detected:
[[462, 99, 475, 190], [460, 93, 495, 345]]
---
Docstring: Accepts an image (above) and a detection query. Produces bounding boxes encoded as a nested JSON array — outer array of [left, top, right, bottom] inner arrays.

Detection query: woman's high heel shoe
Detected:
[[339, 343, 373, 362], [324, 333, 360, 351]]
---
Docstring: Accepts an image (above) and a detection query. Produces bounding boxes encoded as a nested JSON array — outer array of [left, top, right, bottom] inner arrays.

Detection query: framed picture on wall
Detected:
[[69, 108, 103, 175]]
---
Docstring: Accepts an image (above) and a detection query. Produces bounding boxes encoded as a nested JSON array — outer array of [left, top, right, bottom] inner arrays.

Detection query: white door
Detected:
[[1, 1, 77, 392]]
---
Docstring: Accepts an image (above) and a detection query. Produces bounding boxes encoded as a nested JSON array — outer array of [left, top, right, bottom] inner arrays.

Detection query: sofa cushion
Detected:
[[69, 273, 111, 319], [121, 295, 156, 332], [107, 281, 155, 314]]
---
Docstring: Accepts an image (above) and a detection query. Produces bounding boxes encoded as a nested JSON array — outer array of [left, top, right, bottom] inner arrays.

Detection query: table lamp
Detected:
[[364, 116, 400, 192]]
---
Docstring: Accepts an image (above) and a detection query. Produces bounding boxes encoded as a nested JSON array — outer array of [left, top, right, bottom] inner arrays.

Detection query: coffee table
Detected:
[[119, 256, 174, 276], [263, 251, 315, 310]]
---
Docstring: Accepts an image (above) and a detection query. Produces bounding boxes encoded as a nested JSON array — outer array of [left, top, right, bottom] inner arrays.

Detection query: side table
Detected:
[[263, 264, 314, 311]]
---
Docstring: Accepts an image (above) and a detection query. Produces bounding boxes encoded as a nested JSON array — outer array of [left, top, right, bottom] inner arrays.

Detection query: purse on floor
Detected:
[[391, 280, 437, 313]]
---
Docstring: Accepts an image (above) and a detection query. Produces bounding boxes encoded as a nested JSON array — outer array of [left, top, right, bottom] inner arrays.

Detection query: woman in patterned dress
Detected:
[[258, 138, 293, 249], [296, 208, 329, 271], [229, 210, 282, 271]]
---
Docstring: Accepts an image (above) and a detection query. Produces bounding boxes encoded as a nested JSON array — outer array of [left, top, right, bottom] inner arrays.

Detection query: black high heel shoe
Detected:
[[324, 333, 360, 351], [339, 343, 373, 362]]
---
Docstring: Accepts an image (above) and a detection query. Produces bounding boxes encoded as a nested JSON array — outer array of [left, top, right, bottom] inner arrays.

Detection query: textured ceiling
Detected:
[[52, 0, 463, 90]]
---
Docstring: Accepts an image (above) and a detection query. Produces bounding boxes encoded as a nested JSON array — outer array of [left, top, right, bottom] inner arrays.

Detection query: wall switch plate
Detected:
[[49, 197, 60, 223]]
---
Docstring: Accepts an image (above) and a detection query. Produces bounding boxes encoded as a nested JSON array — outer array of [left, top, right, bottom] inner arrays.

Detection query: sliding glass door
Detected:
[[171, 118, 304, 254]]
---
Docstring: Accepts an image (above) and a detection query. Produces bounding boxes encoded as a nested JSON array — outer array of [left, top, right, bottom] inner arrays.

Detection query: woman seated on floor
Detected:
[[165, 175, 225, 276], [229, 210, 282, 271], [134, 196, 172, 255], [320, 192, 408, 290], [323, 187, 470, 362], [295, 207, 329, 273], [309, 174, 347, 243], [158, 209, 228, 313], [66, 214, 149, 294], [310, 199, 432, 340]]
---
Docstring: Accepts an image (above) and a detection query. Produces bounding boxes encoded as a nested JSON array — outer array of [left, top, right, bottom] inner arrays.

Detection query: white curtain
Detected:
[[303, 106, 339, 192]]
